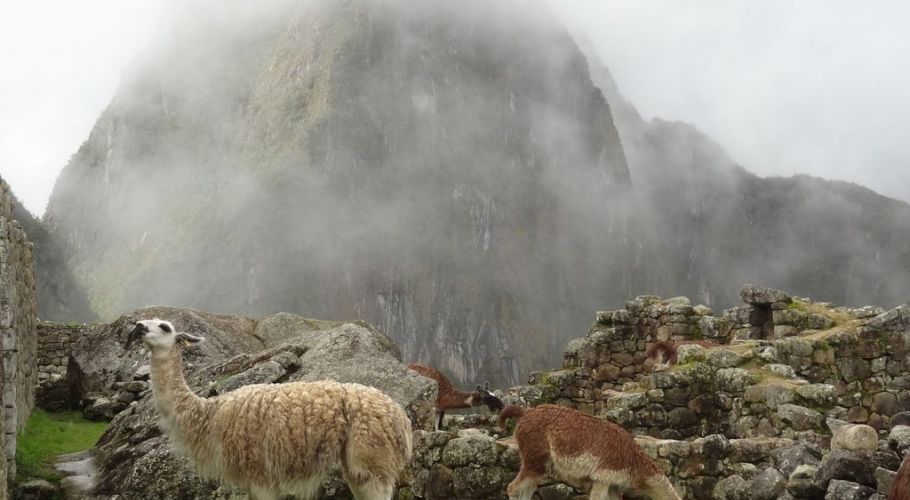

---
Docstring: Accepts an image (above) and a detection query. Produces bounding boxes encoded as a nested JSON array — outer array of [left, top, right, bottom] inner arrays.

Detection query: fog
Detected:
[[2, 1, 910, 217], [549, 0, 910, 204], [6, 0, 910, 386]]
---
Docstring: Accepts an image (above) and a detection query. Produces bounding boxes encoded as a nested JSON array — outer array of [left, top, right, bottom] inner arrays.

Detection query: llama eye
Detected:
[[159, 323, 173, 333]]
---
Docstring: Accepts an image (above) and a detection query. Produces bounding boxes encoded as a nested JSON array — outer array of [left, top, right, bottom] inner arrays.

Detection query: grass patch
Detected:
[[804, 320, 862, 341], [16, 410, 108, 482], [793, 300, 853, 327]]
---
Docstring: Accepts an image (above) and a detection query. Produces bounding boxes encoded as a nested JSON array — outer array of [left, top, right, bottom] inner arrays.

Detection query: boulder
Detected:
[[751, 467, 786, 500], [830, 423, 879, 452], [17, 479, 58, 500], [777, 404, 823, 431], [441, 431, 499, 467], [788, 464, 824, 497], [88, 308, 436, 499], [771, 444, 823, 476], [824, 479, 875, 500], [875, 467, 896, 496], [814, 450, 901, 488], [713, 475, 752, 500], [708, 349, 746, 368], [888, 425, 910, 456]]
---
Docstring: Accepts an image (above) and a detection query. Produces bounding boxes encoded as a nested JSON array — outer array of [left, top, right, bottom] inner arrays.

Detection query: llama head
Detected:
[[473, 381, 504, 413], [125, 318, 205, 352]]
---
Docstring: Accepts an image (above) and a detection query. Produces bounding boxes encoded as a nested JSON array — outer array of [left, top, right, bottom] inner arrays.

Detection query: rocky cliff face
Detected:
[[583, 45, 910, 310], [45, 0, 632, 386], [10, 202, 95, 323], [45, 0, 910, 387], [0, 176, 39, 488]]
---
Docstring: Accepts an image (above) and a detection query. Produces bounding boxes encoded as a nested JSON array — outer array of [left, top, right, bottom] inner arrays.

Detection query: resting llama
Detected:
[[125, 319, 412, 500], [644, 339, 717, 371], [498, 404, 681, 500], [407, 363, 503, 430]]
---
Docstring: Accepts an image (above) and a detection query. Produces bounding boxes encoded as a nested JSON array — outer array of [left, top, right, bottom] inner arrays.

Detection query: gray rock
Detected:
[[717, 368, 759, 393], [888, 425, 910, 456], [714, 475, 752, 500], [701, 434, 731, 459], [766, 364, 797, 378], [872, 392, 899, 416], [125, 380, 149, 393], [270, 350, 300, 369], [778, 404, 823, 431], [836, 358, 872, 383], [216, 360, 285, 394], [796, 384, 836, 406], [452, 467, 506, 498], [815, 450, 901, 488], [790, 464, 819, 480], [892, 412, 910, 427], [758, 346, 779, 363], [752, 467, 786, 500], [441, 431, 498, 467], [824, 479, 875, 500], [831, 424, 879, 452], [788, 465, 824, 498], [745, 384, 795, 409], [865, 305, 910, 333], [133, 365, 151, 380], [740, 284, 792, 305], [18, 479, 58, 500], [875, 467, 896, 496], [708, 348, 746, 368], [771, 445, 823, 475]]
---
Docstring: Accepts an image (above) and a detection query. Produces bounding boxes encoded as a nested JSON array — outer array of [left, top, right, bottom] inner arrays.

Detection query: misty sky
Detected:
[[1, 0, 908, 216]]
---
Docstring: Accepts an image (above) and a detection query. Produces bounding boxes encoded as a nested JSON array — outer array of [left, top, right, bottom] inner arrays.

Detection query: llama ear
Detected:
[[484, 381, 490, 391], [175, 332, 205, 348], [476, 384, 483, 392]]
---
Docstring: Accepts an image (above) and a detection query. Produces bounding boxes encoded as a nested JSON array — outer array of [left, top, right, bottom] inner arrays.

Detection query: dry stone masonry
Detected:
[[35, 322, 89, 412], [0, 177, 38, 491]]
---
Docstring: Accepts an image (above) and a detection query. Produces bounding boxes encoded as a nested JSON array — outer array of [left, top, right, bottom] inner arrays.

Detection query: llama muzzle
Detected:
[[124, 322, 147, 350]]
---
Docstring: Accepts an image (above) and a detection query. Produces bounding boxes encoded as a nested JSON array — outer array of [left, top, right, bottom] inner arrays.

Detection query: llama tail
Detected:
[[496, 405, 526, 431]]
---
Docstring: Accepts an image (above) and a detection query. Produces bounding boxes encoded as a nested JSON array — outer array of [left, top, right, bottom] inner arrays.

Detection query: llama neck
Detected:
[[149, 348, 206, 430]]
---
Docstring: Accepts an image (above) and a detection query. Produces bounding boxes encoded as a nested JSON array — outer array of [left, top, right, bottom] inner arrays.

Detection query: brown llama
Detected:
[[891, 453, 910, 500], [407, 363, 503, 430], [498, 404, 681, 500], [644, 339, 717, 371]]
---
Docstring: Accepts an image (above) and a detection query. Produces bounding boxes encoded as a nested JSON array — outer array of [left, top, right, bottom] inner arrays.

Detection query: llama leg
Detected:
[[436, 409, 445, 430], [348, 478, 395, 500], [506, 468, 542, 500], [640, 475, 682, 500], [590, 482, 623, 500], [248, 486, 280, 500]]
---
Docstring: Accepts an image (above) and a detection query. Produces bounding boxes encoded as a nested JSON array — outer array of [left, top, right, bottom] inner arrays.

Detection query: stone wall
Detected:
[[402, 425, 903, 499], [524, 286, 910, 441], [35, 322, 87, 411], [0, 177, 39, 489]]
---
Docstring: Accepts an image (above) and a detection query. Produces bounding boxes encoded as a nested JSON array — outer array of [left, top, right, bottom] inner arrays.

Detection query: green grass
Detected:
[[16, 410, 108, 482]]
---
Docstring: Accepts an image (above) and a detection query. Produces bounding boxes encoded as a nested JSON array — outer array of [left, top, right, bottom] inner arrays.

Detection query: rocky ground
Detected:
[[17, 285, 910, 499]]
